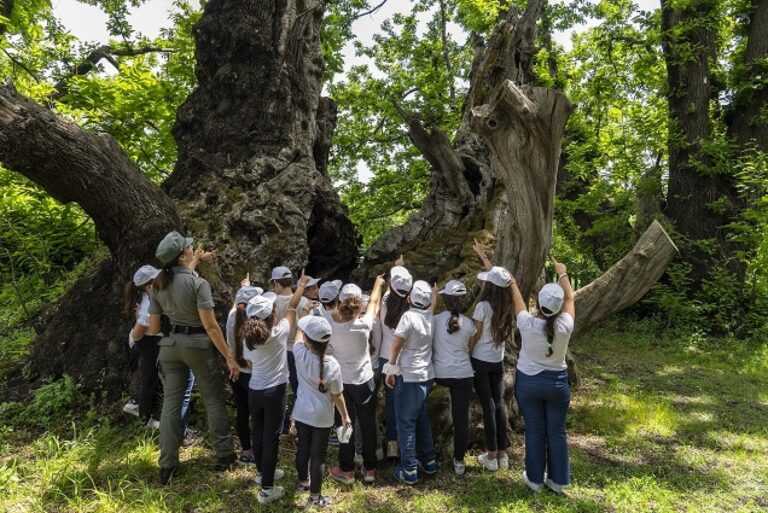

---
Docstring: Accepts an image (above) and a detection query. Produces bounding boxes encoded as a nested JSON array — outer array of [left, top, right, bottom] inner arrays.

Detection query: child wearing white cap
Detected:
[[432, 279, 477, 476], [376, 262, 413, 458], [513, 259, 575, 494], [122, 265, 163, 425], [470, 241, 515, 471], [225, 280, 263, 465], [326, 276, 385, 485], [242, 273, 309, 505], [384, 279, 438, 484], [293, 316, 351, 507]]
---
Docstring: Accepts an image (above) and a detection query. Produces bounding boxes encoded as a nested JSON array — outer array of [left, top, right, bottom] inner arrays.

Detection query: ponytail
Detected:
[[441, 294, 467, 334], [383, 291, 409, 330], [244, 315, 274, 350], [234, 305, 248, 366], [305, 338, 328, 392], [338, 296, 363, 320], [122, 281, 143, 316], [538, 299, 558, 357]]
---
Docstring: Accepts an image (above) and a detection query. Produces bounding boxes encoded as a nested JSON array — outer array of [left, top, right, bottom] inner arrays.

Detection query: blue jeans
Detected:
[[393, 376, 435, 472], [180, 370, 195, 437], [515, 370, 571, 486], [378, 357, 398, 441]]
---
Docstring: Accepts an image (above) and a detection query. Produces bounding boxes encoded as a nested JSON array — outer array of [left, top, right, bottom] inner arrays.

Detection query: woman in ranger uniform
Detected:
[[148, 231, 239, 485]]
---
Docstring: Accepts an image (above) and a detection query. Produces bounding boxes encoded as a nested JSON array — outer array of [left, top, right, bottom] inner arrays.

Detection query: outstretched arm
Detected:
[[284, 270, 309, 328], [473, 238, 492, 271], [510, 275, 527, 316], [553, 258, 575, 317]]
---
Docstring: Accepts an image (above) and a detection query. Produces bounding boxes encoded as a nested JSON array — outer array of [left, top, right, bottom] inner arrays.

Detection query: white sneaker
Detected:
[[145, 417, 160, 430], [545, 477, 566, 493], [255, 468, 285, 484], [453, 459, 466, 476], [478, 453, 498, 471], [122, 400, 139, 417], [523, 471, 543, 492], [257, 485, 285, 505], [498, 453, 509, 470]]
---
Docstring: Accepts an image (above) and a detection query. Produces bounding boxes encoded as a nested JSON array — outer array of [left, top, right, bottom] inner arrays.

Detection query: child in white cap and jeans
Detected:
[[242, 273, 309, 505], [512, 259, 575, 493], [293, 316, 351, 507], [384, 280, 438, 484], [470, 241, 515, 472]]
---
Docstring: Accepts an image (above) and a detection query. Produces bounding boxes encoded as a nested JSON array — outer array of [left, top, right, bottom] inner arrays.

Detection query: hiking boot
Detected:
[[238, 451, 256, 466], [330, 466, 355, 485], [159, 466, 177, 485], [181, 428, 203, 447], [478, 452, 498, 471], [257, 485, 285, 505], [213, 454, 237, 472]]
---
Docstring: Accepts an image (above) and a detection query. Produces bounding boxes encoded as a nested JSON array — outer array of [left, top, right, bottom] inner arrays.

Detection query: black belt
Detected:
[[170, 325, 206, 335]]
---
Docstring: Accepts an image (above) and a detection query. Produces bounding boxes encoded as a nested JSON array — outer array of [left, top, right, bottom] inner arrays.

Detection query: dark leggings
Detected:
[[248, 383, 286, 488], [339, 379, 378, 471], [135, 335, 161, 420], [435, 377, 473, 461], [471, 358, 509, 451], [296, 421, 331, 495], [231, 371, 251, 451]]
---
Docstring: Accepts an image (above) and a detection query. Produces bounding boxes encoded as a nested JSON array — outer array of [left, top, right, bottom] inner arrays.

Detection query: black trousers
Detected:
[[248, 383, 286, 488], [471, 358, 509, 451], [435, 377, 473, 461], [339, 378, 378, 471], [135, 335, 161, 420], [231, 371, 252, 451], [296, 421, 331, 495]]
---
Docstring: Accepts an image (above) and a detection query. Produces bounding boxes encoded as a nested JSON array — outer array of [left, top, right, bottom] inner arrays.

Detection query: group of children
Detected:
[[125, 236, 576, 506]]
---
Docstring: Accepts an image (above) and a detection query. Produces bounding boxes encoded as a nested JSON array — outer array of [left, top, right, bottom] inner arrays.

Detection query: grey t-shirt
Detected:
[[292, 340, 343, 428], [273, 294, 311, 351], [149, 267, 214, 326], [226, 308, 251, 375], [242, 318, 290, 390], [471, 301, 505, 363], [394, 308, 435, 383], [432, 311, 476, 379]]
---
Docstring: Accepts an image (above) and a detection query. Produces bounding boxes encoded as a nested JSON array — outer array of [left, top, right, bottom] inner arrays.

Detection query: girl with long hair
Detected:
[[327, 276, 385, 484], [293, 316, 351, 507], [241, 273, 308, 505], [513, 259, 575, 493], [432, 279, 476, 476], [470, 240, 514, 471]]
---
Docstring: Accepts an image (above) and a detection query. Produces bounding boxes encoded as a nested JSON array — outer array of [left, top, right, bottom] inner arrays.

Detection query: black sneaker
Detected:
[[159, 466, 177, 485], [213, 454, 237, 472]]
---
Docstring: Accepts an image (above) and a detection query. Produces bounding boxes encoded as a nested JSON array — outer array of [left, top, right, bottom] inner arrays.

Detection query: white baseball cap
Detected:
[[339, 283, 363, 301], [439, 279, 467, 296], [235, 285, 263, 305], [538, 283, 565, 316], [133, 265, 161, 286], [390, 266, 413, 297], [410, 280, 432, 309], [305, 276, 321, 287], [270, 266, 293, 281], [318, 280, 342, 303], [298, 316, 333, 343], [477, 266, 512, 288], [246, 295, 275, 320], [261, 291, 278, 302]]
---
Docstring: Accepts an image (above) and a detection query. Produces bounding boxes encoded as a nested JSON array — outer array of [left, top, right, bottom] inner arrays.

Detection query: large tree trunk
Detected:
[[0, 0, 358, 394], [660, 0, 745, 283]]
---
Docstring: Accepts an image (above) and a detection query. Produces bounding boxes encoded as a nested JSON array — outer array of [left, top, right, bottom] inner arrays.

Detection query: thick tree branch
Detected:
[[50, 45, 175, 100], [0, 85, 181, 274]]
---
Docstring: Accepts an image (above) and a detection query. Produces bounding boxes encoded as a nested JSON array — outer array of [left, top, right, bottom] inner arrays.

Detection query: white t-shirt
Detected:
[[370, 317, 383, 360], [516, 311, 574, 375], [471, 301, 505, 363], [242, 318, 290, 390], [328, 314, 375, 385], [226, 307, 251, 374], [394, 308, 434, 383], [378, 292, 402, 361], [273, 294, 311, 351], [432, 311, 476, 379], [292, 340, 344, 428]]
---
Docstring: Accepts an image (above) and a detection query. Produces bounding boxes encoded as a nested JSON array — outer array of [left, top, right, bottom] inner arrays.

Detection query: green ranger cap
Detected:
[[155, 231, 194, 265]]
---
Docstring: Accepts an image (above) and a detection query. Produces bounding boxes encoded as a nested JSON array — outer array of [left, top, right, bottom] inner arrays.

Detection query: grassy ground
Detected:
[[1, 321, 766, 513]]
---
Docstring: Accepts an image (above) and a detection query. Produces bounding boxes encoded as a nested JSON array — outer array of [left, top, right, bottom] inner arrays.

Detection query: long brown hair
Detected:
[[153, 255, 180, 291], [383, 290, 409, 330], [233, 304, 248, 366], [305, 337, 329, 392], [441, 294, 467, 334], [338, 296, 363, 320], [244, 315, 275, 350], [478, 282, 514, 347], [123, 281, 144, 316], [536, 298, 559, 356]]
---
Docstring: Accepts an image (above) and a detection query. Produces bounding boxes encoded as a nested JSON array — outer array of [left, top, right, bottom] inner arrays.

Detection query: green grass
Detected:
[[1, 321, 767, 512]]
